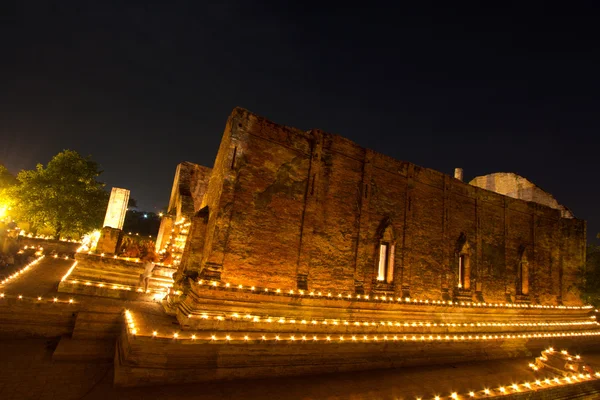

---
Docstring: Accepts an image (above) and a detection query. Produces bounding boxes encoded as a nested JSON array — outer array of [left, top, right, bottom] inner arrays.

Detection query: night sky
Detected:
[[1, 2, 599, 243]]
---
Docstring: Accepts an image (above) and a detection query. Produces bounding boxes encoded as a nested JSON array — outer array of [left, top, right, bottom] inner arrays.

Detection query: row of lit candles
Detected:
[[124, 310, 599, 398], [124, 309, 600, 342], [196, 279, 593, 310], [77, 250, 143, 262], [19, 233, 80, 243], [0, 292, 75, 304], [140, 331, 600, 342], [62, 278, 169, 296], [188, 312, 598, 329], [0, 255, 45, 285], [61, 263, 169, 300], [417, 373, 600, 400], [77, 250, 181, 268]]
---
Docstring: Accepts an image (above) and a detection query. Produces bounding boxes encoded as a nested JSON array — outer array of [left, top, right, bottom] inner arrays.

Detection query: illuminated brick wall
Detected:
[[179, 108, 585, 305]]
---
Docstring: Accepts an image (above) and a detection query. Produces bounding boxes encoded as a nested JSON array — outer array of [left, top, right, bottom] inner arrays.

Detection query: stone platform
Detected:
[[57, 253, 176, 301], [110, 278, 600, 387]]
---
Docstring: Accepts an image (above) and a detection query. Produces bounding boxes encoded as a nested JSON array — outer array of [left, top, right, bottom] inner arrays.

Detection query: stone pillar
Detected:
[[353, 149, 374, 294], [95, 227, 122, 255], [454, 168, 463, 181], [179, 209, 209, 278], [103, 188, 130, 230], [297, 131, 324, 291]]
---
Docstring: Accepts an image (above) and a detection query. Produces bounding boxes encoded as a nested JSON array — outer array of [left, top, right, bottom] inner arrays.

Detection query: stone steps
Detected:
[[0, 297, 76, 337], [72, 310, 122, 340], [52, 308, 124, 363]]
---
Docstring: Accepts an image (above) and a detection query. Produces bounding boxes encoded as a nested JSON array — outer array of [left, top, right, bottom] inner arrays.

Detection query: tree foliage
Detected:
[[576, 242, 600, 308], [0, 164, 16, 188], [12, 150, 109, 238]]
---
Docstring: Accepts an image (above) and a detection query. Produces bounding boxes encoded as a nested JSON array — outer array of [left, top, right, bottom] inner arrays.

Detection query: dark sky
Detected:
[[1, 1, 599, 243]]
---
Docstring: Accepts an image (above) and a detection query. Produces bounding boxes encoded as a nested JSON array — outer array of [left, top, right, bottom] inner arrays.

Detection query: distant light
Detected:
[[144, 214, 148, 218]]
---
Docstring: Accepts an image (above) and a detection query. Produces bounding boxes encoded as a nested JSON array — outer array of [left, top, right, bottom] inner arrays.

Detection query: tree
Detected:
[[0, 164, 16, 188], [12, 150, 109, 239]]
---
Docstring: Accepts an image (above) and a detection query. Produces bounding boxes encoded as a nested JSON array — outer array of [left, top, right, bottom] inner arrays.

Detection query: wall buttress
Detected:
[[353, 150, 374, 293]]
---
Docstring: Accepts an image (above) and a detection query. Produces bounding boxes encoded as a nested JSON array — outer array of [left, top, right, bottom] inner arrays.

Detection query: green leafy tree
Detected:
[[12, 150, 109, 239], [0, 164, 16, 188], [576, 241, 600, 308]]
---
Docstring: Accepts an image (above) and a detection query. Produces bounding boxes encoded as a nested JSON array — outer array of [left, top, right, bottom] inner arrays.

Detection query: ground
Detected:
[[1, 256, 600, 399], [3, 337, 600, 400]]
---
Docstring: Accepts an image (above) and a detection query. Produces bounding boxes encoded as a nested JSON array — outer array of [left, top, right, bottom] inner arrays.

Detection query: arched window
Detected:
[[458, 254, 466, 288], [456, 234, 471, 290], [376, 223, 395, 284], [517, 250, 529, 295]]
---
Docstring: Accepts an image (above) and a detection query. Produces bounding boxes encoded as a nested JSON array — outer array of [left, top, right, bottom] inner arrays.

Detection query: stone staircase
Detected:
[[53, 307, 124, 363]]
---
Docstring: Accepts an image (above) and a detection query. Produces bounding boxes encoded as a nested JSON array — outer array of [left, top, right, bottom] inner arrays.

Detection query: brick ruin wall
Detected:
[[156, 162, 212, 253], [180, 108, 586, 305]]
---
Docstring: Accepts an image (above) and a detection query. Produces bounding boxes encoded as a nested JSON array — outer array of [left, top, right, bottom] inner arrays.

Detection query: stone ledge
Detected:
[[114, 325, 600, 387], [177, 284, 593, 326]]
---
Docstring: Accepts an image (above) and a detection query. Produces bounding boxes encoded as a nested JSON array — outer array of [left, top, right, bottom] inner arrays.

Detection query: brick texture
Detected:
[[176, 108, 585, 305]]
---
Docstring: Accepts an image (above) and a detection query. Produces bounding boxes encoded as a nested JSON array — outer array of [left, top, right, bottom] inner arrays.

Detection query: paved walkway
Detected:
[[1, 337, 600, 400], [0, 256, 164, 314], [0, 256, 74, 298]]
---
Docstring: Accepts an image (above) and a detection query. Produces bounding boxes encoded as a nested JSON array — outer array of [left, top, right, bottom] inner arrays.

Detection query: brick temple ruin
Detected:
[[159, 107, 585, 306], [56, 108, 597, 388]]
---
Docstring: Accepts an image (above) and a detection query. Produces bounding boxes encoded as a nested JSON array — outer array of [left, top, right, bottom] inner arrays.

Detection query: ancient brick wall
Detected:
[[189, 165, 211, 213], [157, 162, 211, 255], [182, 108, 585, 305]]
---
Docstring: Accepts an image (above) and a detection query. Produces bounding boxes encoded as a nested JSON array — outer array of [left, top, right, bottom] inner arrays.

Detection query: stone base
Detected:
[[475, 291, 485, 303], [453, 288, 473, 303], [96, 227, 123, 255], [113, 325, 600, 387], [370, 280, 394, 296], [516, 294, 531, 304], [112, 278, 599, 387]]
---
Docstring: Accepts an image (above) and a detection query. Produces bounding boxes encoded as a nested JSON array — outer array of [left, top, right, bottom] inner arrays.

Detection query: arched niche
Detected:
[[456, 233, 471, 290], [517, 247, 529, 296], [375, 218, 395, 284]]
